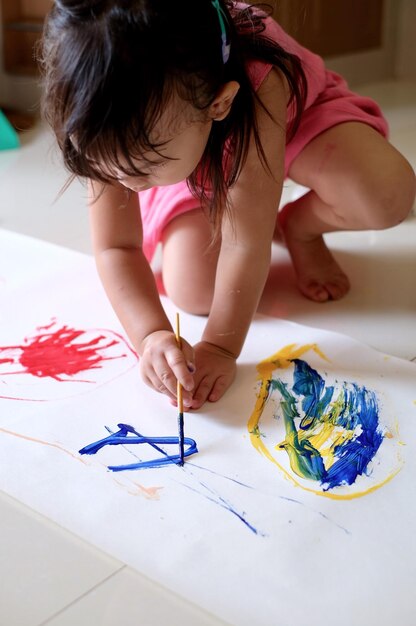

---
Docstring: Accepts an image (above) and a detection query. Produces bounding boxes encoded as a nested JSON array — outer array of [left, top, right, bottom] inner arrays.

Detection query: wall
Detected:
[[396, 0, 416, 80], [0, 1, 43, 112], [324, 0, 399, 86], [272, 0, 416, 86]]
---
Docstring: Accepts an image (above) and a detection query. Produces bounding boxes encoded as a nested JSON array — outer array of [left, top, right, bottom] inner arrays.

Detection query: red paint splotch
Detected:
[[0, 321, 137, 381]]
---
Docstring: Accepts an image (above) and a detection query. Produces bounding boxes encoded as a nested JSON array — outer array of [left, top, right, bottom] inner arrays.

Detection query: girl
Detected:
[[41, 1, 416, 410]]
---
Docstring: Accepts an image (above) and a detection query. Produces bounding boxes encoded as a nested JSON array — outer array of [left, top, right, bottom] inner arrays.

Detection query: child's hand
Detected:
[[190, 341, 237, 409], [139, 330, 195, 406]]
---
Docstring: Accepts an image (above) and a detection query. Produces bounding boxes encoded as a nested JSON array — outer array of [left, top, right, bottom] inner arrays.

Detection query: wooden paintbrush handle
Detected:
[[175, 312, 184, 413]]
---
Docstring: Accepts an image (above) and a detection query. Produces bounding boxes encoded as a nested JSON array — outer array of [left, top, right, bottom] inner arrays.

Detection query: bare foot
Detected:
[[278, 207, 350, 302]]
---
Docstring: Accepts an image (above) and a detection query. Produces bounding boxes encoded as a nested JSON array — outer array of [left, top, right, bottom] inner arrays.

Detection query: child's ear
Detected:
[[209, 81, 240, 121]]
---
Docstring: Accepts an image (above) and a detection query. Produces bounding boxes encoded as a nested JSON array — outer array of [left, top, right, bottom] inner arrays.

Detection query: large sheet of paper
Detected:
[[1, 229, 415, 626]]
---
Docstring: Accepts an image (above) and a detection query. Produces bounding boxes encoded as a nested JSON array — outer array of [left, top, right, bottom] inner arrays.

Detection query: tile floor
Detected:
[[0, 80, 415, 625]]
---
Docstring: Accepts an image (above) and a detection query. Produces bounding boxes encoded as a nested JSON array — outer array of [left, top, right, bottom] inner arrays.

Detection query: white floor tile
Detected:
[[42, 567, 228, 626], [0, 125, 91, 254], [0, 492, 122, 626]]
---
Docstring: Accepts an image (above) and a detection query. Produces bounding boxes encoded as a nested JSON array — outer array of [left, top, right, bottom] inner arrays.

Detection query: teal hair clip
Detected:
[[211, 0, 231, 63]]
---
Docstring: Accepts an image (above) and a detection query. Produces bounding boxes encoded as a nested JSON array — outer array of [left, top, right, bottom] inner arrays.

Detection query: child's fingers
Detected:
[[142, 370, 177, 403], [139, 332, 194, 404], [191, 371, 235, 409], [165, 345, 195, 394], [208, 375, 230, 402], [181, 340, 196, 373], [153, 353, 181, 397], [190, 375, 213, 409]]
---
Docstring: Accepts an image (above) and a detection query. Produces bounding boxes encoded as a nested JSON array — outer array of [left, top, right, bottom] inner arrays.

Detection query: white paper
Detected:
[[1, 229, 415, 626]]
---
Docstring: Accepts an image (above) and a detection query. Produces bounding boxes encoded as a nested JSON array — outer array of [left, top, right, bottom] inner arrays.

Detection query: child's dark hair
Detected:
[[40, 0, 307, 233]]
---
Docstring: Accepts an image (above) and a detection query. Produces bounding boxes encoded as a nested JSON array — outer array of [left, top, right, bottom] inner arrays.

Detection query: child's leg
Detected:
[[280, 122, 416, 302], [161, 209, 219, 315]]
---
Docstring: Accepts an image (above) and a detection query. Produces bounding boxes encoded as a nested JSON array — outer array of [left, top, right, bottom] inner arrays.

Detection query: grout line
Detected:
[[37, 564, 127, 626]]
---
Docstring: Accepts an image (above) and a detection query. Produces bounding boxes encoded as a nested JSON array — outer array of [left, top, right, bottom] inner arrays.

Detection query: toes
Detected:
[[325, 272, 350, 299], [300, 280, 330, 302], [299, 276, 350, 302], [325, 279, 350, 300]]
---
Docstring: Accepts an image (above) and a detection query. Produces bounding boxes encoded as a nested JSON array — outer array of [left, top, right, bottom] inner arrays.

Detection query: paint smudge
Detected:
[[248, 343, 403, 499], [112, 478, 164, 500], [79, 423, 198, 469], [0, 320, 138, 401], [0, 426, 88, 464]]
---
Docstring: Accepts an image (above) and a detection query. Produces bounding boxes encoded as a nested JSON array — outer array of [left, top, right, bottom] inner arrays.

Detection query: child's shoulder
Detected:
[[240, 3, 327, 105]]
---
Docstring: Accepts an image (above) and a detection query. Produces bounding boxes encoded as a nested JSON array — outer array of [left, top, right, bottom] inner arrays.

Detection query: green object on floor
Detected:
[[0, 109, 20, 150]]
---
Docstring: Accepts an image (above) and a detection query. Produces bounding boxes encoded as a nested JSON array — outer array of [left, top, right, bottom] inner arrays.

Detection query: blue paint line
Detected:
[[185, 463, 255, 489], [181, 482, 264, 536], [197, 478, 265, 536], [79, 423, 198, 470], [317, 511, 351, 535]]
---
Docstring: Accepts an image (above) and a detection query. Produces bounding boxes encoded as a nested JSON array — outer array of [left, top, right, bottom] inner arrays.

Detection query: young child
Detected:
[[41, 0, 416, 410]]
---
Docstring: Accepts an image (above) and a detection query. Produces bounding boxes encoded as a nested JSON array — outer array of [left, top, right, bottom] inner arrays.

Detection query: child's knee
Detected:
[[364, 156, 416, 229], [161, 210, 217, 315], [162, 249, 215, 314], [165, 281, 213, 316]]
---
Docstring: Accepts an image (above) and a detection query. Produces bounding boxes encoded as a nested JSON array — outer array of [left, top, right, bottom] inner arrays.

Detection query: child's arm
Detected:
[[191, 69, 288, 407], [88, 181, 195, 404]]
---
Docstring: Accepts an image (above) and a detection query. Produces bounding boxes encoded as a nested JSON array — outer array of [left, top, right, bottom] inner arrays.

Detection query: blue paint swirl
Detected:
[[324, 384, 383, 489], [273, 359, 385, 491]]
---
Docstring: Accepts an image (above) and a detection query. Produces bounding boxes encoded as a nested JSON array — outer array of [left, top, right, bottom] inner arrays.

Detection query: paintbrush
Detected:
[[174, 312, 185, 466]]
